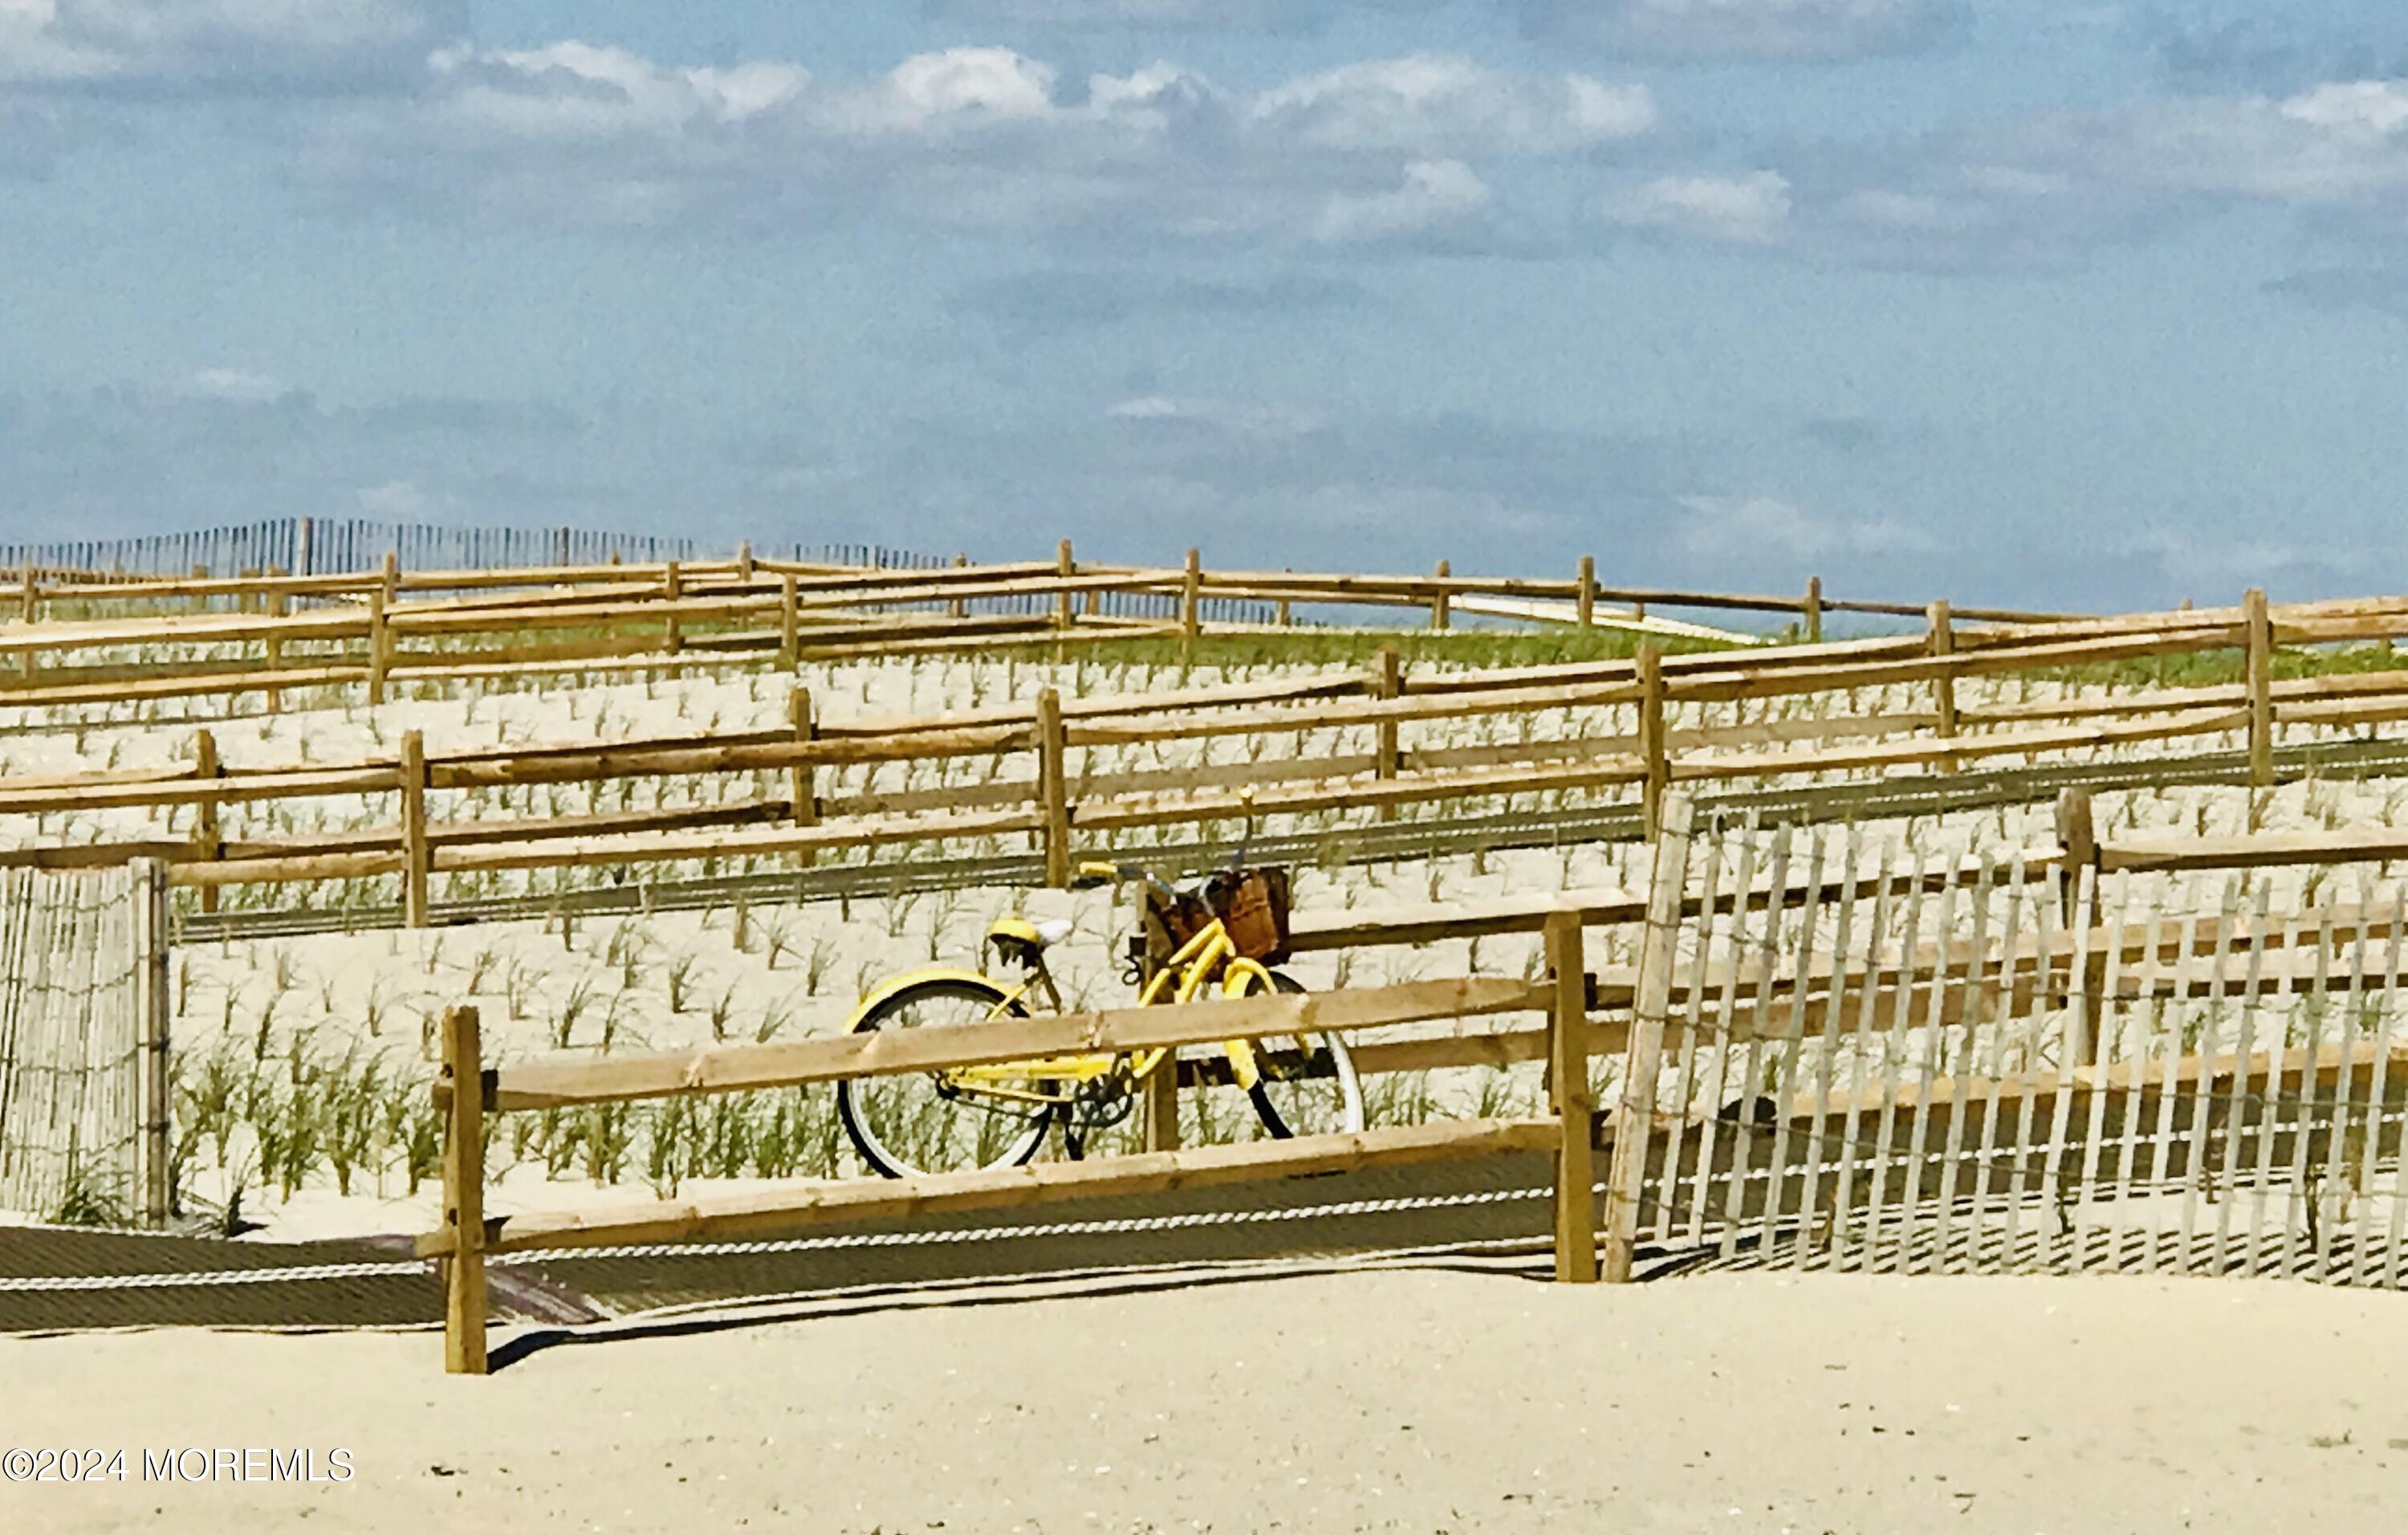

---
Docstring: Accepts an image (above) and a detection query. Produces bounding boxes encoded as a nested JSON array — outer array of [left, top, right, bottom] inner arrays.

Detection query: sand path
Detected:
[[2, 1268, 2402, 1533]]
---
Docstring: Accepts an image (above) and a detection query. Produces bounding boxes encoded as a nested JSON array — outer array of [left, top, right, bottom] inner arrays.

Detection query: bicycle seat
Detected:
[[986, 914, 1072, 963]]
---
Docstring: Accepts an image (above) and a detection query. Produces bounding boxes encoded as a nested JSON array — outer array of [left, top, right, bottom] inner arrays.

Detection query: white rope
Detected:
[[0, 1260, 423, 1293], [498, 1184, 1551, 1266], [0, 1184, 1554, 1295]]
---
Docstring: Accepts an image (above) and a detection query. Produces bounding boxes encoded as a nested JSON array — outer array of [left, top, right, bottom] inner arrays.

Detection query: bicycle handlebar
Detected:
[[1071, 860, 1181, 900], [1074, 837, 1260, 899]]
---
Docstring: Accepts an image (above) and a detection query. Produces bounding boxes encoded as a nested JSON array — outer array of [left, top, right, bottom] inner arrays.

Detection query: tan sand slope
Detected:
[[2, 1268, 2402, 1533]]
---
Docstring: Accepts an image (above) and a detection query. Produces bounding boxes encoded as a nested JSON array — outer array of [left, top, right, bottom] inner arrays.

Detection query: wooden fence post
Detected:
[[17, 568, 33, 686], [1602, 792, 1694, 1283], [1576, 555, 1596, 629], [737, 540, 755, 583], [189, 564, 207, 617], [1927, 599, 1959, 774], [1143, 1064, 1182, 1153], [439, 1004, 489, 1376], [264, 566, 287, 715], [2054, 788, 2104, 1062], [1145, 940, 1183, 1155], [1637, 645, 1668, 839], [2054, 787, 2095, 922], [1180, 548, 1202, 656], [1052, 539, 1075, 664], [138, 858, 171, 1228], [1037, 687, 1071, 889], [365, 583, 390, 706], [662, 560, 683, 659], [2245, 587, 2274, 787], [1431, 560, 1450, 631], [1546, 910, 1597, 1283], [193, 729, 222, 915], [401, 730, 430, 928], [949, 552, 969, 621], [789, 686, 818, 869], [778, 573, 799, 667], [1373, 644, 1403, 822], [1276, 566, 1292, 629], [1803, 575, 1824, 644]]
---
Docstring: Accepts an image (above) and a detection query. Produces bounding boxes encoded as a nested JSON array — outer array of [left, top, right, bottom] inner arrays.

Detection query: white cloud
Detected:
[[1105, 395, 1183, 419], [928, 0, 1289, 21], [823, 47, 1056, 135], [178, 368, 296, 405], [0, 0, 455, 90], [1312, 158, 1490, 243], [289, 43, 1652, 248], [1616, 75, 2408, 271], [2109, 528, 2361, 593], [1520, 0, 1959, 60], [355, 478, 438, 518], [1675, 495, 1940, 560], [1253, 55, 1655, 153], [1102, 395, 1319, 434], [1613, 171, 1792, 243]]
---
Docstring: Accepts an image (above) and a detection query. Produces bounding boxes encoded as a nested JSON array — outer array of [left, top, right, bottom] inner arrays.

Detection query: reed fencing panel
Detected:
[[0, 863, 167, 1225], [1618, 815, 2408, 1287], [0, 519, 1273, 624]]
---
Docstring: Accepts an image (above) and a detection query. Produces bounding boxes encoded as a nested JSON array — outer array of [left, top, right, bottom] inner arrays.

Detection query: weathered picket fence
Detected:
[[0, 863, 169, 1224], [1609, 802, 2408, 1285]]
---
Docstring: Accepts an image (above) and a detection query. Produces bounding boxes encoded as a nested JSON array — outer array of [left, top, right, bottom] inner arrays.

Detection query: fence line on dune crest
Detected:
[[6, 580, 2408, 926], [2, 518, 2057, 641], [0, 529, 2122, 720]]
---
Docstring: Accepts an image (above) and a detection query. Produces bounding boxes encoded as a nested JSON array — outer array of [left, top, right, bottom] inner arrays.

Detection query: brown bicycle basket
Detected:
[[1144, 886, 1214, 960], [1206, 865, 1292, 964]]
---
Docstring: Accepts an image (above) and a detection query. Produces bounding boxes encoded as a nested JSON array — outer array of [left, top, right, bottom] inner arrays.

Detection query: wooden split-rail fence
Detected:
[[1, 526, 2088, 699], [8, 584, 2408, 925], [425, 790, 2408, 1372]]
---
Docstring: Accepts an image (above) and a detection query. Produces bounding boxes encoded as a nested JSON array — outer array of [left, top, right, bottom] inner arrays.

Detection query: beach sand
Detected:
[[3, 1268, 2401, 1533]]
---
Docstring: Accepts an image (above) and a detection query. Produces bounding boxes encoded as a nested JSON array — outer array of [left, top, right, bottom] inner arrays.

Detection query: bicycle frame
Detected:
[[939, 912, 1278, 1102]]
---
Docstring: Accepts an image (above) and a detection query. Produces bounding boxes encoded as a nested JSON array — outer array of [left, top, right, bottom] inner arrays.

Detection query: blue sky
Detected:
[[6, 2, 2408, 609]]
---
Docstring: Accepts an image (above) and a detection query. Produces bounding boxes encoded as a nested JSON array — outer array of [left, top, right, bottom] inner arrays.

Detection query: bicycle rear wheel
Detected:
[[836, 977, 1056, 1179], [1242, 970, 1365, 1139]]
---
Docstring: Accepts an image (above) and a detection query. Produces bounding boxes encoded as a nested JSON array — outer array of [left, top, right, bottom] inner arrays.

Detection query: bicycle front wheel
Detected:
[[1242, 970, 1365, 1140], [836, 977, 1056, 1179]]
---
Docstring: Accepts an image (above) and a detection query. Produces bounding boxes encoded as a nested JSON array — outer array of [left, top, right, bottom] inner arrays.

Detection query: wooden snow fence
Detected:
[[1606, 794, 2408, 1285], [0, 861, 170, 1225]]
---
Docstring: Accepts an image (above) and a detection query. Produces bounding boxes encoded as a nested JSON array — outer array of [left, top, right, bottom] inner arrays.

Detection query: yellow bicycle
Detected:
[[835, 858, 1365, 1179]]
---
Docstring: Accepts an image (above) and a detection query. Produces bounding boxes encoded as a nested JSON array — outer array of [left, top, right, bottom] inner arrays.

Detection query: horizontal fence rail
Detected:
[[6, 581, 2407, 925]]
